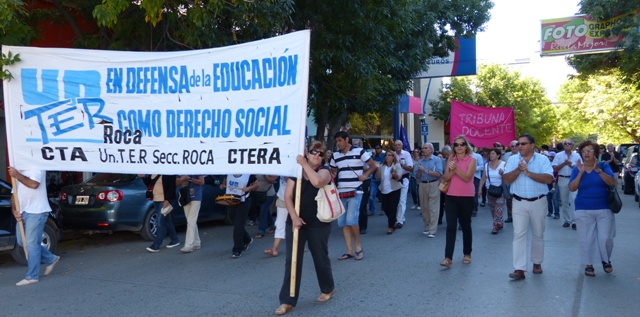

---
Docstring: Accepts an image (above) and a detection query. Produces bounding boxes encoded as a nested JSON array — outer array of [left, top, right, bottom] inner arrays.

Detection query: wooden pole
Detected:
[[12, 178, 28, 258], [289, 176, 303, 296]]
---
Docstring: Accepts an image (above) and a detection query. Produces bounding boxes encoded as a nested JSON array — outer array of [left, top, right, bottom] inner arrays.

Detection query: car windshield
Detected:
[[86, 173, 137, 184]]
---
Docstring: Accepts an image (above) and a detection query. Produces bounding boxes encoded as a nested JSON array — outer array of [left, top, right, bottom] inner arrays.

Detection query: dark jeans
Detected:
[[249, 191, 267, 222], [152, 201, 179, 248], [409, 177, 419, 206], [229, 197, 252, 253], [381, 189, 401, 229], [439, 192, 446, 224], [279, 224, 334, 307], [444, 196, 473, 259], [257, 195, 276, 235], [481, 186, 487, 204], [358, 179, 371, 230]]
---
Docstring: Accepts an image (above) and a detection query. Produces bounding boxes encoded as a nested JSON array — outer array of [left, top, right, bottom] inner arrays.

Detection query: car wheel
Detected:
[[139, 208, 158, 241], [11, 219, 59, 266]]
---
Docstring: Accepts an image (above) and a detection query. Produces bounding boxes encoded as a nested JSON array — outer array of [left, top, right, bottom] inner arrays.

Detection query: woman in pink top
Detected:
[[440, 135, 476, 268]]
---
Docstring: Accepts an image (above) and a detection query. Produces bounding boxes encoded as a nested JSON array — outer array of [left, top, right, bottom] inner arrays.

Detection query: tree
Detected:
[[568, 0, 640, 86], [557, 70, 640, 143], [429, 64, 558, 144], [1, 0, 493, 150]]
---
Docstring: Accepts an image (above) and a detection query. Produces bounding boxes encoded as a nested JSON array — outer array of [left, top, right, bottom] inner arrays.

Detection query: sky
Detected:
[[475, 0, 582, 102]]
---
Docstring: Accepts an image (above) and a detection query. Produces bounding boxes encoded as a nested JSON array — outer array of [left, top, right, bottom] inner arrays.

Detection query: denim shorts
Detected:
[[337, 192, 362, 227]]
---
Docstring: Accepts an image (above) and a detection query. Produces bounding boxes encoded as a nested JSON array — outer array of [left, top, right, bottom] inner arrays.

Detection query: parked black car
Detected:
[[0, 178, 63, 265], [60, 174, 231, 240], [622, 152, 639, 195]]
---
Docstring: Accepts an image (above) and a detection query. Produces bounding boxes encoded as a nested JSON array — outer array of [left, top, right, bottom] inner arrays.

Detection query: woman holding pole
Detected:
[[275, 141, 335, 315]]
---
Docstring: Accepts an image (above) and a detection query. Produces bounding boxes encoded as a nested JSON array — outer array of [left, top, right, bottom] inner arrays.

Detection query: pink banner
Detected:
[[450, 100, 515, 148]]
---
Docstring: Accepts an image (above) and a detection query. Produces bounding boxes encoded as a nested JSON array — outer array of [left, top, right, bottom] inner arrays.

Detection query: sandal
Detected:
[[317, 290, 334, 302], [491, 226, 498, 235], [254, 233, 264, 239], [463, 254, 471, 264], [585, 265, 595, 277], [264, 249, 278, 257], [338, 253, 355, 260], [355, 249, 364, 260], [602, 261, 613, 273], [275, 304, 293, 316], [440, 258, 452, 268]]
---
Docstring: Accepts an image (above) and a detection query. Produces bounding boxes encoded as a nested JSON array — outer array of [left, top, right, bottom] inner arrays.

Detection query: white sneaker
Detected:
[[16, 278, 39, 286], [410, 205, 417, 210], [422, 230, 430, 235], [427, 234, 436, 238], [161, 205, 174, 216], [44, 256, 60, 276], [416, 206, 421, 210], [180, 246, 194, 253]]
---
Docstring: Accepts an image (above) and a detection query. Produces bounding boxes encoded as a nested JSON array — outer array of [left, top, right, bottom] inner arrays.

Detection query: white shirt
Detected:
[[484, 161, 506, 188], [472, 152, 484, 179], [15, 170, 51, 214], [552, 151, 582, 177], [395, 150, 413, 176], [330, 146, 372, 192]]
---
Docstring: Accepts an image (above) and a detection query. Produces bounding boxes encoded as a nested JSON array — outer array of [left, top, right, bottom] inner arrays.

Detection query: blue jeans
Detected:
[[553, 185, 560, 216], [17, 212, 58, 280], [369, 179, 380, 213], [338, 193, 362, 227], [152, 201, 179, 248], [257, 195, 276, 235]]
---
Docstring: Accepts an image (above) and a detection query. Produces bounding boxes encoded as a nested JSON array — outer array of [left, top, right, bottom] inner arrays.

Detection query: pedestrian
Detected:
[[409, 148, 421, 211], [374, 151, 403, 234], [255, 175, 278, 238], [222, 174, 259, 258], [265, 176, 288, 257], [568, 141, 616, 276], [275, 141, 335, 315], [330, 131, 375, 261], [503, 134, 554, 280], [9, 167, 60, 286], [438, 145, 451, 225], [392, 140, 414, 228], [177, 175, 204, 253], [501, 140, 518, 222], [142, 174, 180, 253], [369, 145, 385, 216], [477, 148, 506, 234], [552, 139, 582, 229], [440, 135, 476, 268], [414, 143, 443, 238], [470, 143, 484, 217]]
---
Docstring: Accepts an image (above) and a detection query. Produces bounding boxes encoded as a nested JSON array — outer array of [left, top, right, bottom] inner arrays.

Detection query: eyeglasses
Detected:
[[453, 142, 467, 147], [516, 142, 530, 146], [581, 149, 594, 154], [386, 154, 395, 157], [309, 149, 324, 156]]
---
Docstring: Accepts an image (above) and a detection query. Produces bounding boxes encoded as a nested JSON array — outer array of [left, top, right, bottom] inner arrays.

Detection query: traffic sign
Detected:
[[421, 123, 429, 136]]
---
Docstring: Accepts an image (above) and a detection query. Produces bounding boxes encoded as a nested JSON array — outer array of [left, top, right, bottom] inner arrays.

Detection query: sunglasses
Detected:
[[516, 142, 530, 146], [309, 149, 324, 156], [453, 142, 467, 147], [386, 154, 395, 157], [582, 149, 594, 154]]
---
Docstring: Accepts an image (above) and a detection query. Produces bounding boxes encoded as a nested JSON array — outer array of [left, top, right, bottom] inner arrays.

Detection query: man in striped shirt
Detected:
[[330, 131, 375, 261]]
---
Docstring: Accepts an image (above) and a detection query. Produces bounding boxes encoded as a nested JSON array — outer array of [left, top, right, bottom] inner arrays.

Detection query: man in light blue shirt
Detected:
[[503, 133, 554, 280], [414, 143, 443, 237]]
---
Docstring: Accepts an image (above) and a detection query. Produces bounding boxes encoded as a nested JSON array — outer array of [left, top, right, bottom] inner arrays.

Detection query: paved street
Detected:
[[1, 189, 639, 317]]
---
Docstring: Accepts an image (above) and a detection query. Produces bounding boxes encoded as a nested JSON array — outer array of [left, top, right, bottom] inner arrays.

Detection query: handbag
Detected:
[[316, 175, 346, 222], [486, 163, 503, 198], [438, 181, 449, 193], [608, 185, 622, 213], [178, 186, 191, 207], [598, 163, 622, 213]]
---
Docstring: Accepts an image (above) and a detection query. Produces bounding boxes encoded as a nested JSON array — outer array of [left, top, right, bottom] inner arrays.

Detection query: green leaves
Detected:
[[1, 51, 21, 81]]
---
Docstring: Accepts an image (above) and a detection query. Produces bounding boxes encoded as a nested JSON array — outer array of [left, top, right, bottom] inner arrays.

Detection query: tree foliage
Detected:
[[568, 0, 640, 86], [557, 70, 640, 143], [429, 64, 557, 145], [1, 0, 493, 150]]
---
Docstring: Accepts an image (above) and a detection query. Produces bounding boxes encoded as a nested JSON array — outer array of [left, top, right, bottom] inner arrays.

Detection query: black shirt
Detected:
[[601, 151, 621, 173], [287, 166, 331, 228]]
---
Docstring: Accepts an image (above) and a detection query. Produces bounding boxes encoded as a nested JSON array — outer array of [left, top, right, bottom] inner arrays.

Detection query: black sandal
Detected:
[[585, 265, 595, 277], [602, 261, 613, 273]]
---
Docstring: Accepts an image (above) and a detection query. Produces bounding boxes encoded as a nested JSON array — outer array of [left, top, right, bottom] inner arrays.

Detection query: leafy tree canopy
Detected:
[[557, 69, 640, 143], [429, 64, 557, 145]]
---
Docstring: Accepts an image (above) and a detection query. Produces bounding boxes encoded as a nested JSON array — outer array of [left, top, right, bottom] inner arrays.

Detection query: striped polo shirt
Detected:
[[330, 146, 372, 193]]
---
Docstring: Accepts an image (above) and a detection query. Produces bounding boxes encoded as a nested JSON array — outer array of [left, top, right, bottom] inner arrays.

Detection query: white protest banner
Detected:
[[2, 30, 310, 177]]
